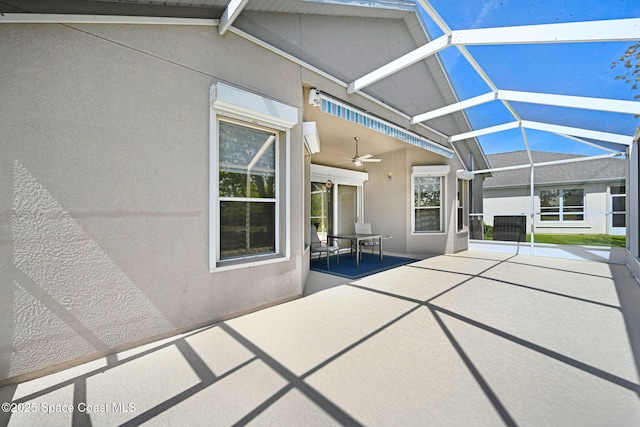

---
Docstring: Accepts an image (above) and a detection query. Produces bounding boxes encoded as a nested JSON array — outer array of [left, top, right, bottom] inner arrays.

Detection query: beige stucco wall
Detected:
[[363, 148, 466, 255], [0, 23, 305, 382]]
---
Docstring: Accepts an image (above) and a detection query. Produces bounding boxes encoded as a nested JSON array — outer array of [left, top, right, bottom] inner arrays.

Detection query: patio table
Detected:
[[327, 233, 383, 268]]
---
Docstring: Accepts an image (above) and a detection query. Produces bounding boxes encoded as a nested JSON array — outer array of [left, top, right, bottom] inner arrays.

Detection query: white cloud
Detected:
[[472, 0, 505, 28]]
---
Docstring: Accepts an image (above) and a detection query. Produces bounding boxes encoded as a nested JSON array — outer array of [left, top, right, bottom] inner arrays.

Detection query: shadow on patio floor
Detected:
[[2, 251, 639, 426]]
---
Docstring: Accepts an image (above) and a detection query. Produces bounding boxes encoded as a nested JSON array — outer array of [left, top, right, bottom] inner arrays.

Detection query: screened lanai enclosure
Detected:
[[2, 0, 640, 392], [2, 1, 638, 268], [399, 1, 640, 268]]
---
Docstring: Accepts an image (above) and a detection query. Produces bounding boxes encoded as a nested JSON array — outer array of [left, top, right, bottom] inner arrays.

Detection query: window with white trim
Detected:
[[456, 170, 473, 232], [540, 188, 585, 221], [611, 185, 626, 228], [457, 178, 468, 231], [209, 83, 296, 271], [218, 119, 278, 259], [411, 166, 449, 233]]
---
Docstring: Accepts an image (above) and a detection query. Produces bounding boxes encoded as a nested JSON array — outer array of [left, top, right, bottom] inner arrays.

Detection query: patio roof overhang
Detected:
[[312, 90, 454, 159]]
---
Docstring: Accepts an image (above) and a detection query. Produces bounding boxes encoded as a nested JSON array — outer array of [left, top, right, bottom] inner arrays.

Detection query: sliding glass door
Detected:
[[311, 182, 332, 241]]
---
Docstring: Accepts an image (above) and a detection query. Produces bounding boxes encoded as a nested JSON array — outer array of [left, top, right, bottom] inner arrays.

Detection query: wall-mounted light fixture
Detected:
[[308, 88, 321, 107]]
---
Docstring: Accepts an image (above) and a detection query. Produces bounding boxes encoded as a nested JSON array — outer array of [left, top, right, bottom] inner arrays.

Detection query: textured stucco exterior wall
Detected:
[[364, 148, 464, 255], [0, 22, 304, 382]]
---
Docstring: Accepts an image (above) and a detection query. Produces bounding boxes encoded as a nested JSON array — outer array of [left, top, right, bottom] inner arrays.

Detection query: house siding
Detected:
[[483, 181, 625, 235], [0, 22, 305, 382], [0, 7, 480, 383]]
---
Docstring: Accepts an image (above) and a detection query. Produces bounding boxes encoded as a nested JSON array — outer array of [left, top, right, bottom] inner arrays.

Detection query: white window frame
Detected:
[[456, 170, 474, 233], [217, 118, 280, 259], [608, 184, 626, 235], [209, 83, 297, 272], [411, 165, 450, 234], [310, 164, 368, 233], [539, 187, 586, 223]]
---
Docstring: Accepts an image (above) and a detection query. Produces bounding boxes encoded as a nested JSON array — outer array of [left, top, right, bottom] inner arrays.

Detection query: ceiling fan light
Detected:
[[353, 159, 362, 167]]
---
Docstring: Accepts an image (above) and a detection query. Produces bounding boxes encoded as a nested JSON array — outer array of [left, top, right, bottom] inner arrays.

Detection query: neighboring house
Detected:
[[483, 151, 626, 236], [0, 0, 488, 383]]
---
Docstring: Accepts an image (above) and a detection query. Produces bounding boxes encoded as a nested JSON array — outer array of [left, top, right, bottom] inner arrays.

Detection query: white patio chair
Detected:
[[355, 222, 381, 259], [310, 224, 340, 269]]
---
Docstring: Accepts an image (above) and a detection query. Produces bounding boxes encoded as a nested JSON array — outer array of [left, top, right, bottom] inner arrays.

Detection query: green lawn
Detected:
[[525, 234, 626, 247], [483, 231, 626, 248]]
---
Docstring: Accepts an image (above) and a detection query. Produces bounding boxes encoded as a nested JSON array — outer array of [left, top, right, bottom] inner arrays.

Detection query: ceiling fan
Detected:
[[339, 137, 382, 167]]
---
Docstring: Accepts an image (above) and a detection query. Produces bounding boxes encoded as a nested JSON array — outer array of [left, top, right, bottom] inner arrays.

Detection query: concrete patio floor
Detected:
[[1, 251, 640, 426]]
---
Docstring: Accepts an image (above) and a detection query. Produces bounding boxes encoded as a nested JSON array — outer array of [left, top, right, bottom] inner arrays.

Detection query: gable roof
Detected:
[[484, 151, 625, 189]]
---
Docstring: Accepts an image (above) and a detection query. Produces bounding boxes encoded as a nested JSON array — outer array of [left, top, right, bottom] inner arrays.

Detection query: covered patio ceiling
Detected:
[[304, 99, 417, 170]]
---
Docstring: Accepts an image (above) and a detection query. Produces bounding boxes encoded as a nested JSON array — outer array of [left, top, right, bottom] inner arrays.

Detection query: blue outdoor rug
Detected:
[[310, 252, 417, 280]]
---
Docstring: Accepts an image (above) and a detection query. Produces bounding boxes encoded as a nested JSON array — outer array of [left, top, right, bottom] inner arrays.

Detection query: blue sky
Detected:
[[413, 0, 640, 156]]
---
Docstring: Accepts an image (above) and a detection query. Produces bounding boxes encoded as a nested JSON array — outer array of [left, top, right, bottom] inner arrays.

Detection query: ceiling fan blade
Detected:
[[359, 153, 373, 160], [361, 158, 382, 162]]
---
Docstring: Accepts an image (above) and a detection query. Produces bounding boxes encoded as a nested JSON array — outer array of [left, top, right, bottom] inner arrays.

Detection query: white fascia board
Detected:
[[522, 121, 634, 145], [450, 121, 520, 142], [412, 91, 496, 124], [347, 35, 449, 94], [0, 13, 218, 26], [412, 165, 450, 176], [219, 0, 249, 35], [498, 90, 640, 116], [451, 18, 640, 45], [457, 169, 475, 180]]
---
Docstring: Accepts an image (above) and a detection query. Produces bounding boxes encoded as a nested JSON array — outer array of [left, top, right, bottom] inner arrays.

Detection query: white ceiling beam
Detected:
[[450, 18, 640, 45], [414, 89, 640, 125], [521, 121, 634, 145], [450, 121, 520, 142], [412, 91, 496, 124], [473, 152, 625, 175], [227, 26, 447, 142], [219, 0, 249, 35], [559, 134, 625, 154], [415, 0, 452, 35], [450, 119, 634, 145], [499, 90, 640, 115], [521, 127, 534, 165], [347, 15, 640, 97], [347, 35, 449, 94]]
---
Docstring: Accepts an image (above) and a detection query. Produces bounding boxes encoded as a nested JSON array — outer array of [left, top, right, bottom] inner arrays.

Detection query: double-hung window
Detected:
[[218, 120, 278, 259], [210, 83, 297, 271], [411, 166, 449, 233], [540, 188, 585, 221]]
